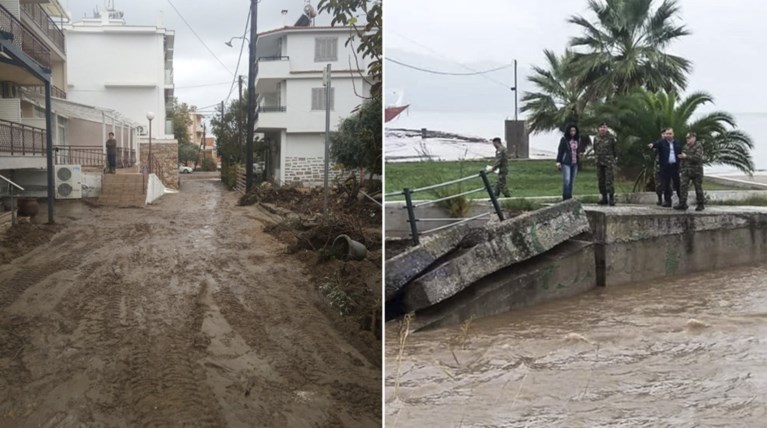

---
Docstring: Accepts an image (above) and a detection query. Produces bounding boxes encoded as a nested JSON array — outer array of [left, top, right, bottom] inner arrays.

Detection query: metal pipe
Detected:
[[410, 173, 480, 194], [246, 0, 258, 192], [323, 64, 331, 217], [420, 211, 492, 235], [413, 186, 486, 208], [403, 187, 419, 245], [45, 81, 54, 224], [480, 170, 504, 221]]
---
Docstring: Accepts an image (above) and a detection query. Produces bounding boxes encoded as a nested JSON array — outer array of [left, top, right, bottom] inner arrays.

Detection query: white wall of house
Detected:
[[65, 25, 173, 139], [255, 27, 372, 187]]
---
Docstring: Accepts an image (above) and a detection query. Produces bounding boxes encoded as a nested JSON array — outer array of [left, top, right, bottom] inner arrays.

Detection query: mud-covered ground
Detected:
[[0, 175, 380, 427]]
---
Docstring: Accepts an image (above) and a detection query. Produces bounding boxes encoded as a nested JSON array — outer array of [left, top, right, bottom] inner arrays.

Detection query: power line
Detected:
[[165, 0, 234, 76], [388, 31, 514, 89], [225, 12, 250, 105], [386, 57, 513, 76]]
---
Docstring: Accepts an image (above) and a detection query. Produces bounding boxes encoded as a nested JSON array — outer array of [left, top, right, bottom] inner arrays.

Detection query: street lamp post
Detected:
[[146, 111, 154, 174]]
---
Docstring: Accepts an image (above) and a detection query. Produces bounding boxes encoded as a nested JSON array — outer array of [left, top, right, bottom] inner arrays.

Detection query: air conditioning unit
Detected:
[[55, 165, 83, 199]]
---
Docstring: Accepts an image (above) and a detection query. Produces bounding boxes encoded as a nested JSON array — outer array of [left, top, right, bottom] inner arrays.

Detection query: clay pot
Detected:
[[17, 197, 40, 218]]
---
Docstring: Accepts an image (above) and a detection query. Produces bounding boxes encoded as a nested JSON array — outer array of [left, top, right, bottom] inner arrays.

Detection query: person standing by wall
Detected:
[[556, 124, 581, 200], [593, 122, 618, 206], [105, 132, 117, 174], [487, 137, 510, 198], [676, 132, 706, 211], [648, 128, 682, 207]]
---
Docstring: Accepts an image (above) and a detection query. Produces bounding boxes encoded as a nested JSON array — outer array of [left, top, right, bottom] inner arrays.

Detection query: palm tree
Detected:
[[599, 90, 754, 190], [521, 49, 593, 133], [568, 0, 692, 98]]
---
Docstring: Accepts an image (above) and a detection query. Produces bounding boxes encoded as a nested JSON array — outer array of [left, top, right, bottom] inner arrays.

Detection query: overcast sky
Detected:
[[64, 0, 333, 116], [385, 0, 766, 115]]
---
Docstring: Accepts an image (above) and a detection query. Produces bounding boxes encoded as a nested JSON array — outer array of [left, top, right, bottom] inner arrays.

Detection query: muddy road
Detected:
[[0, 176, 380, 427]]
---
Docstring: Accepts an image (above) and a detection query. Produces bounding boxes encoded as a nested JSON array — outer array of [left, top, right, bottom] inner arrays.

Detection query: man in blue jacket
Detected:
[[648, 128, 682, 207]]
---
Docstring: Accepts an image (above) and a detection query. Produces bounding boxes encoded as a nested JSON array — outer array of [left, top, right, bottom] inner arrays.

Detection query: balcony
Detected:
[[260, 106, 286, 113], [21, 84, 66, 99], [20, 3, 65, 54], [256, 56, 290, 86], [165, 69, 173, 86], [0, 118, 46, 156], [0, 3, 51, 70]]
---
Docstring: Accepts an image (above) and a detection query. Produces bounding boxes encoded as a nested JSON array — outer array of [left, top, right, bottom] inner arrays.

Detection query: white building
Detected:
[[64, 4, 175, 140], [255, 25, 372, 185]]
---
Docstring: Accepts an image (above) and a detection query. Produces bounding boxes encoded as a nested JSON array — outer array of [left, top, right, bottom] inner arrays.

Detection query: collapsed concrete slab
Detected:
[[402, 199, 590, 312], [586, 205, 767, 287], [411, 239, 597, 331], [384, 224, 470, 302]]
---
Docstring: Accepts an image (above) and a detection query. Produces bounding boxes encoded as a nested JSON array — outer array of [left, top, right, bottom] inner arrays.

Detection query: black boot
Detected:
[[608, 193, 616, 206], [674, 203, 688, 210], [598, 194, 608, 205], [695, 204, 705, 211], [656, 194, 663, 206]]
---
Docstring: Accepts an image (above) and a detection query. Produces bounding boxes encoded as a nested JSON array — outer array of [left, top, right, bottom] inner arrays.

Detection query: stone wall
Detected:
[[140, 142, 179, 190], [284, 156, 337, 186]]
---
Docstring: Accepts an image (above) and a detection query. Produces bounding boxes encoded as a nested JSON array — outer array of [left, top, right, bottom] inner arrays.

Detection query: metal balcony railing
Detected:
[[0, 3, 51, 69], [21, 84, 66, 99], [259, 106, 287, 113], [0, 118, 47, 156], [20, 3, 65, 54], [257, 56, 289, 62]]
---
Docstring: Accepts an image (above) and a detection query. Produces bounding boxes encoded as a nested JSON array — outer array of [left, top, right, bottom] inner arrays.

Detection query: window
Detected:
[[311, 88, 335, 111], [314, 37, 338, 62]]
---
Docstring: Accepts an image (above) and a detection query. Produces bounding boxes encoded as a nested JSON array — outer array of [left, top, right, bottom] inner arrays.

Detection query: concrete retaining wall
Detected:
[[410, 239, 596, 331], [586, 206, 767, 287]]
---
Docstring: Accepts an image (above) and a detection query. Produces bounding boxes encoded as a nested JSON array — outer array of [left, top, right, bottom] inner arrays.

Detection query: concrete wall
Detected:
[[586, 206, 767, 287], [408, 240, 597, 331], [139, 141, 178, 190]]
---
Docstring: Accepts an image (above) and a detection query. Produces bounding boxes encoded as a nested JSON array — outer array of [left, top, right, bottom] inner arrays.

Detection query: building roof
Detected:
[[23, 91, 139, 127], [258, 25, 354, 38]]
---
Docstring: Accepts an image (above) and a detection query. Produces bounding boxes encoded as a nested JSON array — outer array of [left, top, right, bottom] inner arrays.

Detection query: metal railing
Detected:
[[257, 55, 289, 61], [0, 3, 51, 69], [0, 119, 46, 156], [21, 84, 66, 99], [259, 106, 287, 113], [1, 173, 24, 226], [52, 145, 100, 167], [385, 170, 505, 245], [20, 3, 65, 53]]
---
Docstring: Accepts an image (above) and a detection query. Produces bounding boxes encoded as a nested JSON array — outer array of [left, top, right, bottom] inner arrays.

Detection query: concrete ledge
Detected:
[[586, 205, 767, 287], [410, 239, 596, 331], [403, 199, 590, 312]]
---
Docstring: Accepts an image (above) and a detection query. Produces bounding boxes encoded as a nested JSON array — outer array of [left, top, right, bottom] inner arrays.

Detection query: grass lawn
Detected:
[[385, 159, 741, 200]]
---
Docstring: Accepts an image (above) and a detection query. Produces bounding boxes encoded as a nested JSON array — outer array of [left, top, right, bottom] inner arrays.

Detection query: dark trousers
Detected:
[[660, 163, 680, 203], [107, 153, 116, 172]]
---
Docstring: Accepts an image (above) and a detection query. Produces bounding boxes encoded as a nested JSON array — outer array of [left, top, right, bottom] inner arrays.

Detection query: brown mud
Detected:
[[0, 177, 380, 427]]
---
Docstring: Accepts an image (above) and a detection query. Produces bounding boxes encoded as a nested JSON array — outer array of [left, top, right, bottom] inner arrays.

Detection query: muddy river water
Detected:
[[385, 264, 767, 427]]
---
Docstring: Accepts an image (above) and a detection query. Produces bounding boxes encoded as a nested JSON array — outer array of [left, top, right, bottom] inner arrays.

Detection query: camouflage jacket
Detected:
[[593, 134, 617, 166], [682, 141, 704, 168], [493, 147, 508, 173]]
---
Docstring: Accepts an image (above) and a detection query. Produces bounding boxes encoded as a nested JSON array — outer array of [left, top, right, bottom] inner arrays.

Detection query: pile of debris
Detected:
[[240, 184, 383, 359]]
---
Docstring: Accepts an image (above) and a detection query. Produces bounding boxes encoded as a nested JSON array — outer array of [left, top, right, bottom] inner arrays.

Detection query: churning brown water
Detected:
[[385, 264, 767, 427]]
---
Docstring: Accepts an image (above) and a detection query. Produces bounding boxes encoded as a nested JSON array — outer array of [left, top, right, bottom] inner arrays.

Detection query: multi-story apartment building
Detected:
[[254, 24, 372, 185], [0, 0, 67, 171], [65, 3, 175, 140]]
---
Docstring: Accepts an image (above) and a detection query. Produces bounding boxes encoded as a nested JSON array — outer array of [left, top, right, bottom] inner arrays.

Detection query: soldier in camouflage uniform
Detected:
[[654, 158, 663, 205], [593, 122, 618, 206], [488, 137, 510, 198], [675, 132, 705, 211]]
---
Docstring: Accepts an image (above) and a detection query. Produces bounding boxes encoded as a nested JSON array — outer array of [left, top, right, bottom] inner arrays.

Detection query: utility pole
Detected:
[[246, 0, 258, 192], [514, 59, 518, 121], [238, 75, 244, 148], [44, 81, 54, 224], [323, 64, 332, 217]]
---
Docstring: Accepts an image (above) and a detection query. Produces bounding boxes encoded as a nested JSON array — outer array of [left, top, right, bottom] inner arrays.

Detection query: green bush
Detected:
[[221, 165, 237, 189], [200, 157, 217, 172]]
